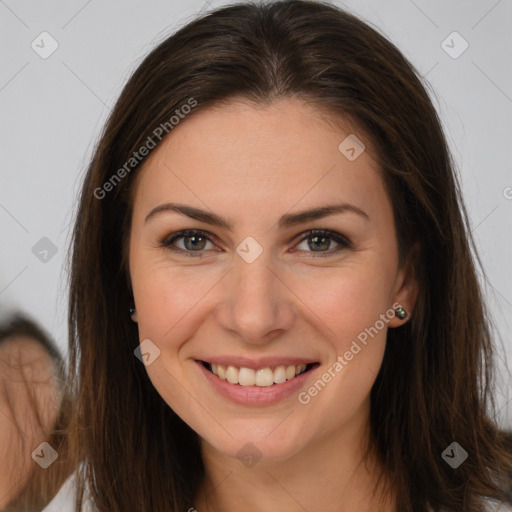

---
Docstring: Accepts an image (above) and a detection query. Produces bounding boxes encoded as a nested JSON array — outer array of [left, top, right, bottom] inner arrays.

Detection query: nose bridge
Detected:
[[218, 249, 294, 343]]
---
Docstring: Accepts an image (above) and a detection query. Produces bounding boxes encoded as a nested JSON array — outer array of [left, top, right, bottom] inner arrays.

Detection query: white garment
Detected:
[[483, 502, 512, 512], [428, 501, 512, 512], [41, 472, 93, 512]]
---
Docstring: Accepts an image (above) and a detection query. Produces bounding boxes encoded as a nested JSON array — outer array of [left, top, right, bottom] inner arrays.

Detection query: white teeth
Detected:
[[238, 367, 255, 386], [226, 365, 239, 384], [273, 365, 287, 384], [217, 364, 227, 380], [209, 362, 310, 387], [255, 368, 274, 387]]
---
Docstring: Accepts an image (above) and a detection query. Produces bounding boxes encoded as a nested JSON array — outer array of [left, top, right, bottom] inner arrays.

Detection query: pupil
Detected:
[[185, 235, 205, 251], [310, 236, 329, 251]]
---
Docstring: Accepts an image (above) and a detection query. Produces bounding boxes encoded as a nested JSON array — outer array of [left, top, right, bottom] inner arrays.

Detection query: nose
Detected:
[[216, 253, 295, 345]]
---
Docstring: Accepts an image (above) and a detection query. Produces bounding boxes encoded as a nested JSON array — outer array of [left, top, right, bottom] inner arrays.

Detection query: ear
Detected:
[[388, 242, 419, 328]]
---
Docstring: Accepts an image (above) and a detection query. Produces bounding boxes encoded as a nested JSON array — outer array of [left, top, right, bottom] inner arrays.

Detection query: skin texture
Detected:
[[128, 97, 418, 511], [0, 336, 60, 508]]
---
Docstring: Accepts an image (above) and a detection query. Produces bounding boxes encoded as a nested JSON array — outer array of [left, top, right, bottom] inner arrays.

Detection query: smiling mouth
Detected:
[[201, 361, 319, 387]]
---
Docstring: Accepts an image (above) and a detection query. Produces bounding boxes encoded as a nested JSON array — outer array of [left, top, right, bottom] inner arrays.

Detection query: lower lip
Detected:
[[196, 361, 318, 406]]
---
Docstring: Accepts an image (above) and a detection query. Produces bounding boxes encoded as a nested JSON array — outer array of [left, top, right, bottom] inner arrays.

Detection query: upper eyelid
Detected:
[[162, 229, 218, 246]]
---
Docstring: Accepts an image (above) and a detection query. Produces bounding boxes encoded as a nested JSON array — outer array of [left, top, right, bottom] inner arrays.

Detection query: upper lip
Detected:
[[197, 356, 318, 370]]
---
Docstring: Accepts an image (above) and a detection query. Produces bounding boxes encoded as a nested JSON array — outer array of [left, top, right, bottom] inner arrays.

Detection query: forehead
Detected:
[[131, 97, 389, 222]]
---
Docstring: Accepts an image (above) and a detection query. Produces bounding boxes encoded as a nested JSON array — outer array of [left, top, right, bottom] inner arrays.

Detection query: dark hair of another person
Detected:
[[0, 314, 73, 511], [60, 1, 512, 511], [0, 315, 61, 361]]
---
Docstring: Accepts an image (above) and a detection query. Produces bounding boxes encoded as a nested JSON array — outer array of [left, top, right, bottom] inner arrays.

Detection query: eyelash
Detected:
[[160, 229, 352, 258]]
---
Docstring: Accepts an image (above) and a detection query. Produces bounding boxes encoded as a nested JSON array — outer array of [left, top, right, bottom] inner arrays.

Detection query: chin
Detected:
[[203, 424, 308, 464]]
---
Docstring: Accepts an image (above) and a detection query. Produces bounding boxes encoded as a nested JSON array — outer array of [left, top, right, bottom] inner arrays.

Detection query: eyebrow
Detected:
[[144, 202, 369, 230]]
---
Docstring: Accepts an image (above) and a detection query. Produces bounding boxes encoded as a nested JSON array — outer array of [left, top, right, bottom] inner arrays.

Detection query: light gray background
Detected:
[[1, 0, 511, 427]]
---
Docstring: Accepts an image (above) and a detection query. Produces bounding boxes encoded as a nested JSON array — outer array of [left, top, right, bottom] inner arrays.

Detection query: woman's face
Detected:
[[128, 97, 417, 463]]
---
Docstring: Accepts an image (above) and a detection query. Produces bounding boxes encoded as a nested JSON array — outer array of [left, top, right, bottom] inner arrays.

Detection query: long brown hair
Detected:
[[61, 1, 512, 510]]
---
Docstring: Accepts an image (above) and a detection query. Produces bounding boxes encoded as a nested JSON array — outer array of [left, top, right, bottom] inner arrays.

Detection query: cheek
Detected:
[[295, 267, 391, 427], [293, 261, 393, 351], [131, 259, 220, 345], [135, 279, 179, 338]]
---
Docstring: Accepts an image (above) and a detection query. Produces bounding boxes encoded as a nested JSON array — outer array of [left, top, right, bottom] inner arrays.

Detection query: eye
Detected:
[[160, 229, 351, 258], [293, 229, 352, 257], [161, 230, 216, 257]]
